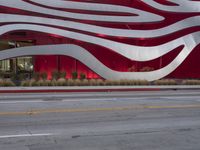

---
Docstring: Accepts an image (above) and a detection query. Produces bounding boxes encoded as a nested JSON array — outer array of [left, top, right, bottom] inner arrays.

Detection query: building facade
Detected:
[[0, 0, 200, 81]]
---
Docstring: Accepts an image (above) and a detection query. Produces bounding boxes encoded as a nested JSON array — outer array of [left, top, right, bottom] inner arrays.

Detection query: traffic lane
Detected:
[[0, 108, 200, 150], [0, 106, 200, 138], [0, 92, 200, 149], [0, 93, 200, 131], [0, 92, 200, 114]]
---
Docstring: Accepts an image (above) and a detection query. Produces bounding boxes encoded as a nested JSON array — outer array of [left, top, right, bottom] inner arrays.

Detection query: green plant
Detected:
[[20, 80, 30, 86], [113, 80, 121, 86], [154, 79, 177, 85], [139, 80, 149, 85], [119, 79, 129, 85], [182, 80, 200, 85], [45, 80, 52, 86], [80, 73, 86, 80], [96, 79, 104, 86], [52, 70, 59, 80], [73, 79, 82, 86], [57, 78, 67, 86], [30, 80, 40, 86], [18, 74, 26, 81], [40, 72, 48, 80], [3, 79, 15, 87], [37, 80, 44, 86], [89, 79, 97, 86], [10, 73, 18, 81], [71, 71, 78, 79], [59, 71, 67, 79], [33, 72, 40, 81], [129, 80, 136, 85], [51, 79, 58, 86], [80, 79, 89, 86], [67, 79, 74, 86], [0, 79, 4, 86]]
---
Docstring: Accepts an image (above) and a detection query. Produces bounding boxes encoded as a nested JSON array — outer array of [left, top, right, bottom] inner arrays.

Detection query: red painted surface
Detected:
[[1, 0, 200, 79]]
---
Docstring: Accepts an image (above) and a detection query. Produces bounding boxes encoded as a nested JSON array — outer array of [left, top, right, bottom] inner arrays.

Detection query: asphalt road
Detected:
[[0, 90, 200, 150]]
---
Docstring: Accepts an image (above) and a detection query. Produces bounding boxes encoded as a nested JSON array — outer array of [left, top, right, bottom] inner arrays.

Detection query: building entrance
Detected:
[[0, 40, 34, 79]]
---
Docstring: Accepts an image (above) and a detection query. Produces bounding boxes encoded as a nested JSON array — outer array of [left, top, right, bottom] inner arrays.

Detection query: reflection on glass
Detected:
[[0, 40, 34, 79], [17, 57, 33, 72], [0, 60, 10, 72]]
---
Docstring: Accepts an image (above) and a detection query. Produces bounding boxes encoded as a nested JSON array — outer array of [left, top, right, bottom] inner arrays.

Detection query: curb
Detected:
[[0, 88, 161, 93], [0, 86, 200, 93]]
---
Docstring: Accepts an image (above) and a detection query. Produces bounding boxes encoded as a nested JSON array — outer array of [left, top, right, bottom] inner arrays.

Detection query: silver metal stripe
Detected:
[[0, 14, 199, 38], [0, 0, 163, 23], [1, 24, 200, 61], [0, 42, 198, 81], [143, 0, 200, 12]]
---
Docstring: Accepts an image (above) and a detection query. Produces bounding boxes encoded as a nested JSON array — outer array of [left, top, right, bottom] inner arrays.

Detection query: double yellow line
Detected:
[[0, 104, 200, 116]]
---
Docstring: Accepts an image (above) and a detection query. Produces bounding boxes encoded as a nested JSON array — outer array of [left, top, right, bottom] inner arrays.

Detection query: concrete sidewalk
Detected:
[[0, 85, 200, 93]]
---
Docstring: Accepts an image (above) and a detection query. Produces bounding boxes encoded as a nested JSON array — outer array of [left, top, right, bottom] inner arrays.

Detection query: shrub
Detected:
[[182, 80, 200, 85], [52, 70, 59, 80], [0, 79, 4, 86], [10, 73, 18, 81], [168, 79, 177, 85], [33, 72, 40, 81], [40, 72, 48, 80], [22, 79, 52, 87], [51, 79, 58, 86], [73, 79, 82, 86], [140, 80, 149, 85], [18, 74, 26, 81], [45, 80, 52, 86], [67, 79, 74, 86], [57, 78, 67, 86], [154, 79, 177, 85], [71, 71, 78, 79], [3, 79, 15, 87], [37, 80, 51, 86], [104, 80, 112, 86], [89, 79, 97, 86], [59, 71, 66, 79], [80, 79, 89, 86], [130, 80, 149, 85], [80, 73, 86, 80], [30, 80, 40, 86], [20, 80, 30, 86], [113, 80, 121, 86], [96, 79, 105, 86], [120, 79, 130, 85]]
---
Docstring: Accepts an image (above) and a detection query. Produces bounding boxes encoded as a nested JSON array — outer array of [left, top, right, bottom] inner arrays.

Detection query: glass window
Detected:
[[0, 60, 10, 72], [17, 57, 33, 72]]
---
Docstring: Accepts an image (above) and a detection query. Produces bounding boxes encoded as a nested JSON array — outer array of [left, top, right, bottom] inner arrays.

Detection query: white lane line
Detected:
[[0, 133, 52, 139]]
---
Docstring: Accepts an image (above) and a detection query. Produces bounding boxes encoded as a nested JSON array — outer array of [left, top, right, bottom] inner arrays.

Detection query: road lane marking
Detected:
[[0, 133, 52, 139], [0, 104, 200, 116]]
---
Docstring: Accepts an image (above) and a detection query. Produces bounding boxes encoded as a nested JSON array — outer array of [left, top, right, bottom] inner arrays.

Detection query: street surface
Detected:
[[0, 90, 200, 150]]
